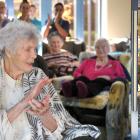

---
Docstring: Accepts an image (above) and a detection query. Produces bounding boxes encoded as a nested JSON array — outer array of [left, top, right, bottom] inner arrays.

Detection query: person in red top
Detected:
[[61, 38, 130, 98]]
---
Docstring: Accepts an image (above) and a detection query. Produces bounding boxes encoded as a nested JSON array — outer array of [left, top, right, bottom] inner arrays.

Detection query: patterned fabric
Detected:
[[0, 58, 100, 140], [43, 51, 78, 76], [106, 81, 129, 140], [60, 91, 109, 110]]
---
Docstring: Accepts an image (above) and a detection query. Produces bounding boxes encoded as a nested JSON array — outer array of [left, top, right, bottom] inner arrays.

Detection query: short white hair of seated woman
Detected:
[[95, 38, 110, 49], [47, 31, 64, 46], [0, 20, 41, 55]]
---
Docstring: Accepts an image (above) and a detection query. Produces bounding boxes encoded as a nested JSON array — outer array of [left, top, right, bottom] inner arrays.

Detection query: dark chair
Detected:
[[62, 41, 86, 57], [42, 40, 86, 57]]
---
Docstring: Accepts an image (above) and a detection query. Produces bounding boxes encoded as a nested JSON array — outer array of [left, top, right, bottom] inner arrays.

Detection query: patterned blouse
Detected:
[[43, 51, 78, 76], [0, 59, 100, 140]]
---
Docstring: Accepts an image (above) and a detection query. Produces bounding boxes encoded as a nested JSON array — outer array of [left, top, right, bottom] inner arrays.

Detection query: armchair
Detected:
[[52, 52, 131, 140]]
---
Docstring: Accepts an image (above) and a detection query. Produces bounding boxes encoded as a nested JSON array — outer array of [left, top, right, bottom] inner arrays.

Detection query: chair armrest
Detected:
[[106, 81, 129, 140], [52, 76, 74, 91]]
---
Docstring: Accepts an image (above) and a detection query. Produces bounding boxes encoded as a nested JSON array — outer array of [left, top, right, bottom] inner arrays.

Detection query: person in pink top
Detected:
[[61, 38, 130, 98]]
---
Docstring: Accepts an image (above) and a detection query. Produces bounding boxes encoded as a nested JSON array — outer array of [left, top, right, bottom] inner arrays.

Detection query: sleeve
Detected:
[[73, 60, 87, 78], [0, 110, 14, 140], [112, 61, 126, 79], [66, 51, 78, 61], [51, 114, 65, 139], [36, 68, 80, 125], [62, 20, 70, 34], [35, 68, 100, 139], [34, 55, 55, 78], [41, 113, 65, 140]]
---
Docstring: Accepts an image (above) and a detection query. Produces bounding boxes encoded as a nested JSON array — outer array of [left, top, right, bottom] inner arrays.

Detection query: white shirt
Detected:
[[1, 73, 32, 140], [0, 73, 65, 140]]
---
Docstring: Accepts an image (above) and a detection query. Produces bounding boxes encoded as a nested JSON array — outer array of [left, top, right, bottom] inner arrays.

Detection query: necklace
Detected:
[[95, 57, 109, 71], [96, 57, 108, 65]]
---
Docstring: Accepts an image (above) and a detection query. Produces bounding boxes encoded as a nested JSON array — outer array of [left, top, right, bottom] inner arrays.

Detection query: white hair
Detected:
[[0, 20, 41, 55], [95, 38, 110, 48], [47, 31, 64, 47]]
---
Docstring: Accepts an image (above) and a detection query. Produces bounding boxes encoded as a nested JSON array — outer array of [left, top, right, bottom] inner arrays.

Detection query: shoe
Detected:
[[76, 81, 89, 98], [61, 81, 73, 97]]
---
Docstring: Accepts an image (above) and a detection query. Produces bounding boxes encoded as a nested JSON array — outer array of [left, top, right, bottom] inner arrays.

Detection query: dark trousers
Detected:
[[71, 76, 112, 97]]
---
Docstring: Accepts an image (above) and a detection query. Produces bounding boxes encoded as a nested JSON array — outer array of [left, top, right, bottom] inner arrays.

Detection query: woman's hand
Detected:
[[72, 61, 80, 67], [46, 15, 51, 27], [97, 75, 111, 80], [27, 95, 50, 116], [25, 77, 52, 102], [27, 96, 58, 132], [48, 63, 58, 69], [54, 12, 60, 24], [7, 77, 52, 123]]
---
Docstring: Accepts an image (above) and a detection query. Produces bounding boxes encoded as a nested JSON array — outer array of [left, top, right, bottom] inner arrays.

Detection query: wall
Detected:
[[107, 0, 131, 39]]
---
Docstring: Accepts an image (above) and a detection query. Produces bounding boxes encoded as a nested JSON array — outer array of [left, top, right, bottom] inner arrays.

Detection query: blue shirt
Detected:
[[31, 18, 42, 31], [49, 18, 70, 36]]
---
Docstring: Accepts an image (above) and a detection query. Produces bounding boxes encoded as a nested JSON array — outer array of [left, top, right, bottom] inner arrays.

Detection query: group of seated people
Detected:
[[0, 1, 131, 140], [0, 20, 101, 140], [60, 38, 130, 99], [0, 21, 131, 140]]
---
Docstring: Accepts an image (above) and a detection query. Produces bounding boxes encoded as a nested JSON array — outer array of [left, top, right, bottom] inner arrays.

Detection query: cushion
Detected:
[[60, 91, 109, 110]]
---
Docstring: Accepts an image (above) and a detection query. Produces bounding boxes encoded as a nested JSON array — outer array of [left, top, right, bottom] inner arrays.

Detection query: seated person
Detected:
[[61, 38, 131, 98], [111, 41, 129, 53], [43, 31, 79, 77], [0, 21, 100, 140]]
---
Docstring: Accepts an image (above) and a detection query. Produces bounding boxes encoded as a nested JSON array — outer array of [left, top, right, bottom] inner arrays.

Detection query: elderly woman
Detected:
[[43, 31, 79, 77], [0, 21, 100, 140], [61, 38, 130, 98]]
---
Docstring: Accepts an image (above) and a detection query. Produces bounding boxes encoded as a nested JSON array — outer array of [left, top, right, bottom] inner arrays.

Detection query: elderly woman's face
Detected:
[[49, 36, 63, 53], [95, 41, 110, 58], [9, 39, 37, 73]]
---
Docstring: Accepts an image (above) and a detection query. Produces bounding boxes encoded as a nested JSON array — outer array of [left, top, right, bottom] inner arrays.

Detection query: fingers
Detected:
[[29, 77, 52, 99], [48, 15, 50, 20], [47, 15, 51, 24], [42, 95, 50, 105], [29, 99, 44, 110], [55, 13, 59, 23], [26, 97, 50, 116]]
